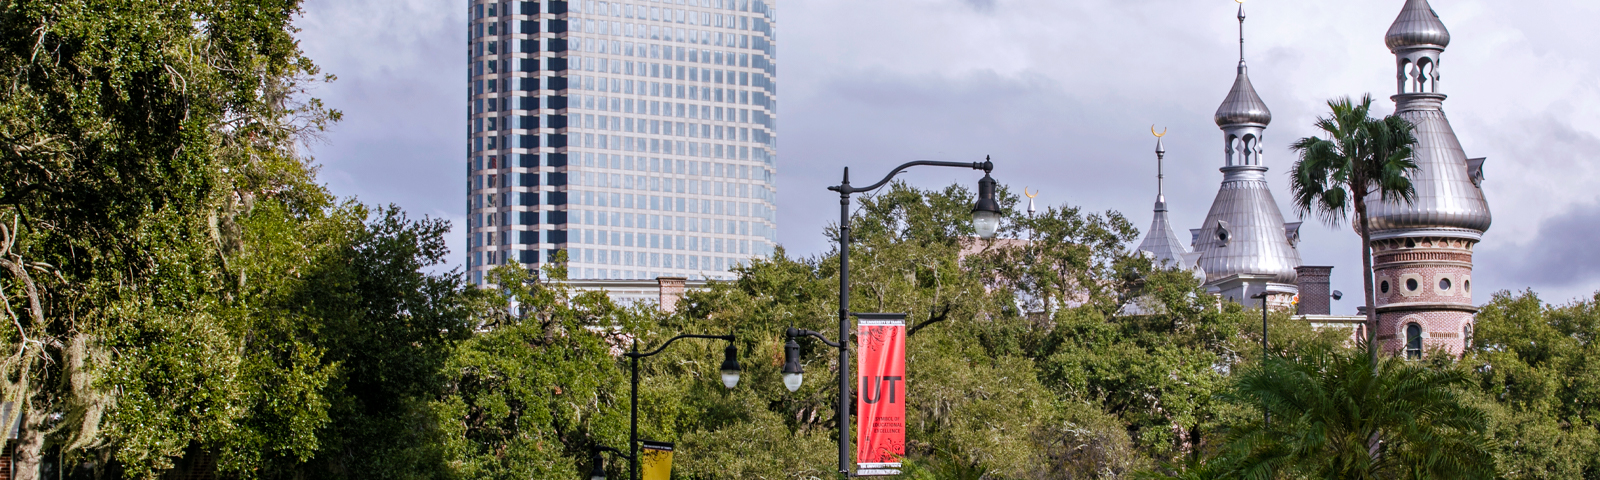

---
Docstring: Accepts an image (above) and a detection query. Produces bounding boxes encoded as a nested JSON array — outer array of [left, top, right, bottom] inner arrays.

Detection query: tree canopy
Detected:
[[2, 2, 1594, 478]]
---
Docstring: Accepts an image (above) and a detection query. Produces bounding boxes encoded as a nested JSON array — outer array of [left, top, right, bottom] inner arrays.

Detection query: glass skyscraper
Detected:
[[466, 0, 778, 285]]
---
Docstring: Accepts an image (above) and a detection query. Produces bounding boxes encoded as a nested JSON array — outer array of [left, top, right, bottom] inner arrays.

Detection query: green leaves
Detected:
[[1466, 290, 1600, 477], [1217, 346, 1494, 479], [1288, 94, 1419, 227]]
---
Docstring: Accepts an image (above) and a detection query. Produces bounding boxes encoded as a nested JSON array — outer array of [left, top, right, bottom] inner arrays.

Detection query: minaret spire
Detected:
[[1136, 125, 1196, 276], [1153, 125, 1168, 207], [1195, 0, 1301, 306], [1237, 0, 1247, 66]]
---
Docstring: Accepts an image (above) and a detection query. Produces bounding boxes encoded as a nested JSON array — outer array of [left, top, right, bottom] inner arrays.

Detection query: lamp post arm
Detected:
[[787, 327, 843, 348], [594, 445, 635, 461], [828, 159, 993, 195], [625, 334, 736, 359]]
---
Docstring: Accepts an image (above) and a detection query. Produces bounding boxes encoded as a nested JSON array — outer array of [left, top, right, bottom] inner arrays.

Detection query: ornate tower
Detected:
[[1137, 130, 1202, 275], [1366, 0, 1491, 358], [1192, 3, 1302, 306]]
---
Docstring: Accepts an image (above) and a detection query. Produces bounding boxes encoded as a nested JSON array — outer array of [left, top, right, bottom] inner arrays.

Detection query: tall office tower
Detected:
[[1367, 0, 1490, 358], [1191, 4, 1302, 307], [465, 0, 780, 286]]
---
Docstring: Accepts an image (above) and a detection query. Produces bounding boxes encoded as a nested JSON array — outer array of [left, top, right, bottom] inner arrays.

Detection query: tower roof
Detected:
[[1137, 132, 1199, 273], [1139, 208, 1195, 271], [1365, 98, 1492, 238], [1367, 0, 1489, 240], [1385, 0, 1451, 51], [1194, 3, 1298, 293], [1194, 167, 1301, 286], [1214, 66, 1273, 127], [1214, 3, 1271, 127]]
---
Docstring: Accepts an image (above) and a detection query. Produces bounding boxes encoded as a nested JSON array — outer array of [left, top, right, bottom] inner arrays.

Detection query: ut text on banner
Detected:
[[640, 440, 674, 480], [855, 313, 906, 477]]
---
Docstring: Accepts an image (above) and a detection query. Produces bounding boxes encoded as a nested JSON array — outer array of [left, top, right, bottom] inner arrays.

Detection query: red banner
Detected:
[[856, 314, 906, 476]]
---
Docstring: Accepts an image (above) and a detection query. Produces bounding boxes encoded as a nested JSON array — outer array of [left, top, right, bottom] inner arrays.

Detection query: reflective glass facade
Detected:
[[466, 0, 779, 284]]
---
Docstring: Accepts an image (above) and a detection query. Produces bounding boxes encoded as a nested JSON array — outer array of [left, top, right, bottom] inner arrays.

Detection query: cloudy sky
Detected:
[[296, 0, 1600, 311]]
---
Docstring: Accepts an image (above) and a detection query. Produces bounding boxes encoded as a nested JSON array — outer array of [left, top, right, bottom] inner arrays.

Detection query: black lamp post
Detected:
[[784, 158, 1000, 479], [1250, 291, 1270, 427], [620, 334, 741, 480]]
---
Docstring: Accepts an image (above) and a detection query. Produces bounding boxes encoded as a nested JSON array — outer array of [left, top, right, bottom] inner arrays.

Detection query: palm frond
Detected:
[[1219, 348, 1495, 478]]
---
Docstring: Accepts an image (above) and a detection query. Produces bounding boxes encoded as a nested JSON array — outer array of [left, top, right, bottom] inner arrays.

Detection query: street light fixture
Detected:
[[589, 451, 608, 480], [588, 445, 630, 480], [719, 343, 743, 389], [794, 157, 997, 479], [783, 326, 843, 392], [781, 337, 804, 392], [972, 172, 1003, 239], [622, 334, 740, 480]]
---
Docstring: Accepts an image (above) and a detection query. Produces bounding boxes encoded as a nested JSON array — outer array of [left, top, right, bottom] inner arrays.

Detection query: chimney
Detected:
[[657, 276, 687, 313], [1295, 266, 1333, 315]]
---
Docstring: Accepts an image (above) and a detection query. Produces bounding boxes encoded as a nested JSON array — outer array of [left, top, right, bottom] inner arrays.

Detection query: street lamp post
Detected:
[[783, 158, 1001, 479], [620, 334, 741, 480], [1250, 291, 1270, 427]]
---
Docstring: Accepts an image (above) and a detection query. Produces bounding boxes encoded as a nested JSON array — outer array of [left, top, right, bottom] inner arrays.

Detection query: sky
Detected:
[[296, 0, 1600, 313]]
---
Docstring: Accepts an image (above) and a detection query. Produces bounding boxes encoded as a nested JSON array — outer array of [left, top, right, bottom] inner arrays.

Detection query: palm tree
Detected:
[[1219, 346, 1495, 479], [1289, 95, 1419, 366]]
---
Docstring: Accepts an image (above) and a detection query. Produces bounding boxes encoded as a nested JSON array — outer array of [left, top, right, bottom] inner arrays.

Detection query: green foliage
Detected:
[[0, 0, 351, 476], [667, 182, 1227, 478], [1466, 291, 1600, 478], [426, 262, 636, 480], [284, 206, 473, 479], [1214, 345, 1494, 479], [1288, 94, 1422, 227]]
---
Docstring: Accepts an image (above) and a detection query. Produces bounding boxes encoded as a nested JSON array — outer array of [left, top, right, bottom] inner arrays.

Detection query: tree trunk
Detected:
[[1356, 200, 1379, 370], [13, 407, 46, 480]]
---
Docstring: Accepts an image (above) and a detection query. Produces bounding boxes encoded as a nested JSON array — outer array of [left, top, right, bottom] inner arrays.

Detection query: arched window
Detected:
[[1225, 135, 1239, 166], [1241, 134, 1257, 165], [1463, 323, 1473, 350], [1405, 323, 1423, 359]]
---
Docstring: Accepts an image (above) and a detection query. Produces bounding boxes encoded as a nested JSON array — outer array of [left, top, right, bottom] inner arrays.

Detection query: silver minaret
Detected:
[[1366, 0, 1490, 358], [1191, 3, 1302, 305], [1136, 130, 1201, 275]]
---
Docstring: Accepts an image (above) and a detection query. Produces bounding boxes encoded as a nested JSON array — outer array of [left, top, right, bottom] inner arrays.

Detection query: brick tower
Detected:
[[1365, 0, 1491, 358]]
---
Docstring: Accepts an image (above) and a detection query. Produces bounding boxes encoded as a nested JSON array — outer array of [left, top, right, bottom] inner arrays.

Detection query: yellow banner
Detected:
[[640, 441, 674, 480]]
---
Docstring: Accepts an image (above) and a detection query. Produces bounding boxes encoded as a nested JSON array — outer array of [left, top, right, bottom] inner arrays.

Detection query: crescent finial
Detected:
[[1024, 187, 1038, 199], [1235, 0, 1245, 3], [1151, 125, 1167, 138]]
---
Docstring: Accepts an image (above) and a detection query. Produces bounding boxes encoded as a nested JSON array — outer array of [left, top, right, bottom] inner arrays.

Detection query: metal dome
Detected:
[[1214, 65, 1273, 127], [1363, 96, 1491, 239], [1194, 166, 1301, 285], [1385, 0, 1451, 51]]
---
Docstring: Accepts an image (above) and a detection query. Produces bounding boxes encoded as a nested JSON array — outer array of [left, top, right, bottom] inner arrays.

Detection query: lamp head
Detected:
[[971, 173, 1002, 239], [589, 451, 606, 480], [1331, 290, 1344, 301], [782, 337, 804, 392], [719, 343, 742, 389]]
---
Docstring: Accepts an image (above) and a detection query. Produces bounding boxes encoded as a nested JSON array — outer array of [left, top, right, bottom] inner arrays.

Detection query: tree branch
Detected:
[[907, 303, 952, 338]]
